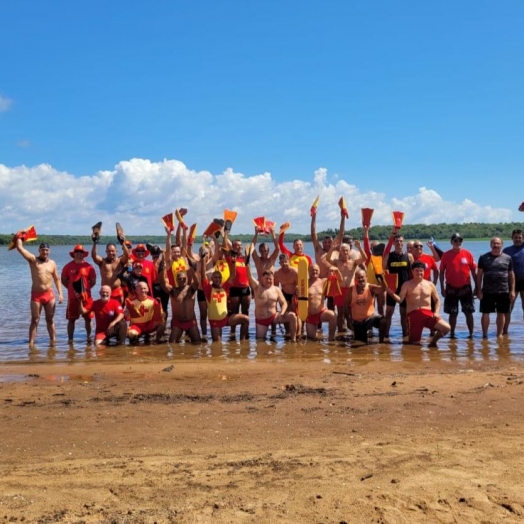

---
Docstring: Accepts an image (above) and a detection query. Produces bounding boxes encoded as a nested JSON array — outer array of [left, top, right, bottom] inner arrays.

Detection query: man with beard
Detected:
[[79, 285, 127, 346]]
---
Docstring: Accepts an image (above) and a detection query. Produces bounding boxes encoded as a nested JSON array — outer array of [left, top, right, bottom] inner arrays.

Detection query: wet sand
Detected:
[[1, 358, 524, 523]]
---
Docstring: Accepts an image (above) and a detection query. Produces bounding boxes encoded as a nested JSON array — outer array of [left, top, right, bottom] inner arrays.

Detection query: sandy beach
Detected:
[[1, 357, 524, 523]]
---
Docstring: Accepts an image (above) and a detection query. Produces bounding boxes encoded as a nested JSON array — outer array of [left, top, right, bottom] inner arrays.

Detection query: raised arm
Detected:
[[91, 241, 103, 266], [15, 238, 36, 263], [245, 261, 258, 291], [164, 227, 172, 264], [352, 239, 366, 266], [310, 213, 321, 253], [268, 227, 280, 266]]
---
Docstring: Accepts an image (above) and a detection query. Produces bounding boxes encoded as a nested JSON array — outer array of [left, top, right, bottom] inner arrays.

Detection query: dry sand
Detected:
[[1, 356, 524, 523]]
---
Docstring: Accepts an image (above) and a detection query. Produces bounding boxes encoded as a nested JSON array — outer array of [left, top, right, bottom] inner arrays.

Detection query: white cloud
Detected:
[[16, 140, 30, 148], [0, 94, 13, 113], [0, 160, 514, 235]]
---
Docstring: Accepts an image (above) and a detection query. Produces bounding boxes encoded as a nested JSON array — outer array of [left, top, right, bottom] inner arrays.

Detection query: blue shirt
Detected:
[[503, 244, 524, 281]]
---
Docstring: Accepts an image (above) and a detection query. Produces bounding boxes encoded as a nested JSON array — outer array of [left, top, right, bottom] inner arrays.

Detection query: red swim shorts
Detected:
[[66, 296, 94, 321], [306, 308, 326, 325], [31, 289, 55, 305], [407, 309, 440, 343], [333, 286, 349, 307], [171, 318, 198, 331], [128, 320, 158, 336], [255, 314, 276, 327], [209, 317, 229, 329]]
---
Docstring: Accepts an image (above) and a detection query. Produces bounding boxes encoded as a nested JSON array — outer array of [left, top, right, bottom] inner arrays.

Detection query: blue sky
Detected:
[[1, 1, 523, 234]]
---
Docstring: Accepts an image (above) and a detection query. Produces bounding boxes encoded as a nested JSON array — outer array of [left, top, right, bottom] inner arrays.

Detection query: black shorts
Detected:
[[152, 284, 169, 315], [229, 286, 251, 298], [480, 293, 511, 314], [386, 295, 406, 308], [353, 314, 383, 343], [515, 280, 524, 293], [443, 284, 475, 315]]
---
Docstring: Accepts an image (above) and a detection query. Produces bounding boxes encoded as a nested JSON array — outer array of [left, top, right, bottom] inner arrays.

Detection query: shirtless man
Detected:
[[199, 253, 249, 342], [246, 264, 297, 341], [311, 206, 345, 277], [326, 239, 366, 332], [274, 254, 299, 309], [386, 261, 450, 346], [162, 269, 201, 344], [15, 240, 63, 347], [91, 238, 130, 304], [305, 264, 337, 341], [251, 226, 280, 279], [348, 269, 386, 344]]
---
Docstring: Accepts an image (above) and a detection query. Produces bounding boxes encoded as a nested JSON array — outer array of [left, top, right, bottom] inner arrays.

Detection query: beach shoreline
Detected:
[[1, 358, 524, 522]]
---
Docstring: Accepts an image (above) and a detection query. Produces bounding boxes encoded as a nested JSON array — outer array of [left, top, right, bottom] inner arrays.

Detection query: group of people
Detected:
[[12, 207, 524, 348]]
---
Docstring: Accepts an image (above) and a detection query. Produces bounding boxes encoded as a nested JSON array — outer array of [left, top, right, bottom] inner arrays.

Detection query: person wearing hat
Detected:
[[131, 244, 156, 293], [61, 244, 97, 342], [439, 233, 477, 338], [14, 237, 63, 347]]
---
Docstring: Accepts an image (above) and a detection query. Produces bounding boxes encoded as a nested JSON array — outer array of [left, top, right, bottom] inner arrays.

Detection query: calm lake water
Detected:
[[0, 241, 523, 365]]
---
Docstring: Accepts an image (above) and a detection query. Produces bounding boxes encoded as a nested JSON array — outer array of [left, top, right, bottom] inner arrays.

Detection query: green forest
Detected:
[[1, 222, 522, 247]]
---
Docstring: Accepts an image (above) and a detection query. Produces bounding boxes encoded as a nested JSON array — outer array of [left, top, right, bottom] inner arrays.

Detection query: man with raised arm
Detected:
[[326, 238, 366, 332], [15, 239, 63, 347], [305, 264, 337, 341], [199, 252, 249, 342], [251, 225, 280, 279], [91, 235, 130, 304], [246, 262, 297, 342], [386, 261, 450, 347], [383, 231, 413, 339], [162, 267, 201, 344], [311, 204, 345, 277]]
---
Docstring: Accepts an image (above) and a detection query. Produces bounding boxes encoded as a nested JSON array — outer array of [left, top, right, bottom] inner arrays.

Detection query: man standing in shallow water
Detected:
[[15, 239, 63, 347], [477, 237, 515, 339]]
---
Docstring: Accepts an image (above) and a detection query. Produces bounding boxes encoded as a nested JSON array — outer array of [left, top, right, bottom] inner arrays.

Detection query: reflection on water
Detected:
[[1, 242, 523, 365]]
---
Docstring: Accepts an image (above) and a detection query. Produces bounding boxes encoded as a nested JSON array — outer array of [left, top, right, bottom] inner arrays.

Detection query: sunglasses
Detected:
[[452, 239, 463, 243], [413, 244, 423, 248]]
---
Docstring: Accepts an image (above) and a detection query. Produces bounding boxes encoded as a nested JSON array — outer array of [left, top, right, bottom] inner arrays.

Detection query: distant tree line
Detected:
[[1, 222, 522, 247]]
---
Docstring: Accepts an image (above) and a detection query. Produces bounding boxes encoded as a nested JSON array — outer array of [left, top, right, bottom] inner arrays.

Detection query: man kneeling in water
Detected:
[[386, 261, 450, 346]]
